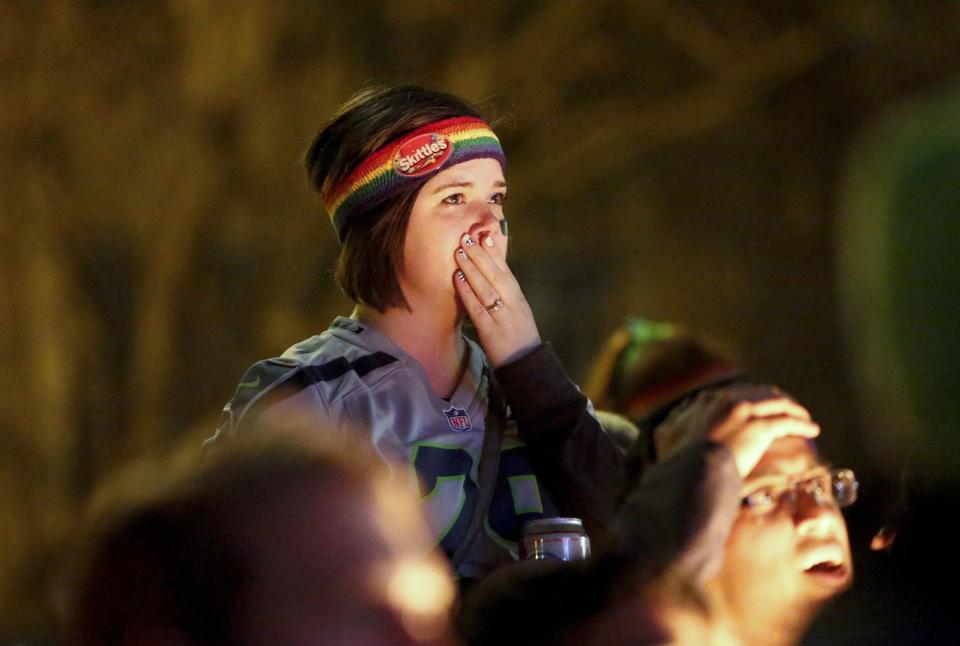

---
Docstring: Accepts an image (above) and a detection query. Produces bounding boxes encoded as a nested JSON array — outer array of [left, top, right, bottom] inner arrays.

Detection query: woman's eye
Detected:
[[489, 193, 505, 205], [442, 194, 464, 205]]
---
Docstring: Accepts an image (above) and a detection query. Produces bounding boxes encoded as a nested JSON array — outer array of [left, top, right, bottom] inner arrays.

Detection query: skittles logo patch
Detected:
[[393, 133, 452, 176]]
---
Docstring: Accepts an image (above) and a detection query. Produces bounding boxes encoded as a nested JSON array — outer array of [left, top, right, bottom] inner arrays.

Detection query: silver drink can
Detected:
[[520, 517, 590, 561]]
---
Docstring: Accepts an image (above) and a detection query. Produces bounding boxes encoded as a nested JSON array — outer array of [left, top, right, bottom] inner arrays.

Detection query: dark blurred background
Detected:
[[1, 1, 959, 641]]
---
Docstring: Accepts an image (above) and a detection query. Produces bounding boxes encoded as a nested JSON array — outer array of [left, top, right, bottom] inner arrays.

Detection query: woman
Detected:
[[209, 86, 621, 581]]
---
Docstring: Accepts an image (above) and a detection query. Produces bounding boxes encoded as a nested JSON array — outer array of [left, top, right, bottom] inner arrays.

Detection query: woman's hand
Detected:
[[453, 231, 541, 368]]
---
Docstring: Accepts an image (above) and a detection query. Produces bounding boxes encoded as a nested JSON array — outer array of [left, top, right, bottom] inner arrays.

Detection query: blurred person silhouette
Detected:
[[461, 383, 856, 646], [590, 383, 855, 645], [206, 85, 620, 583], [67, 430, 457, 646], [584, 318, 741, 453]]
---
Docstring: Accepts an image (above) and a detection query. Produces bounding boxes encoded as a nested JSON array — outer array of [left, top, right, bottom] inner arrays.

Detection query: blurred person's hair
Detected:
[[305, 85, 489, 312], [584, 319, 740, 429], [66, 430, 385, 645], [585, 318, 743, 477]]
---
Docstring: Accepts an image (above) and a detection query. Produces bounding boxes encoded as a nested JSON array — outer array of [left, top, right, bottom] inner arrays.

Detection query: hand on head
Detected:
[[656, 383, 820, 478]]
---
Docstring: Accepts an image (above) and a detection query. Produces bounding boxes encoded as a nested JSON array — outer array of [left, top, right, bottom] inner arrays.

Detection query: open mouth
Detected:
[[800, 543, 849, 584], [803, 560, 850, 589], [804, 561, 846, 576]]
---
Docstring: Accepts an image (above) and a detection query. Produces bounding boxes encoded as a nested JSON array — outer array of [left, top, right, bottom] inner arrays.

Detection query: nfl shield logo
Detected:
[[443, 406, 472, 432]]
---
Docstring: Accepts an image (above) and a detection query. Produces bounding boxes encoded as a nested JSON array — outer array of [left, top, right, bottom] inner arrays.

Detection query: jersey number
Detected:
[[411, 443, 556, 558]]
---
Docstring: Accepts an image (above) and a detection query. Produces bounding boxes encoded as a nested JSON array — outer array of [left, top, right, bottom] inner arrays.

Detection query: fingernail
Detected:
[[457, 248, 466, 259], [463, 234, 475, 247], [484, 235, 495, 248], [456, 270, 466, 282]]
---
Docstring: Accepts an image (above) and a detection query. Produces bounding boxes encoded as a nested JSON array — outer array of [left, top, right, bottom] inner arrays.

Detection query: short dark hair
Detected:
[[305, 85, 485, 311]]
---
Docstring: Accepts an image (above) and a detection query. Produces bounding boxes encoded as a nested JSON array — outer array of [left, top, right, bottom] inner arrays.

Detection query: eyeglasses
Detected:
[[741, 468, 858, 518]]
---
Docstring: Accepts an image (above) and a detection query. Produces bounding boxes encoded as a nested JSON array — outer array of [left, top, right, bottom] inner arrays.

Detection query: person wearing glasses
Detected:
[[461, 382, 857, 646], [597, 382, 858, 645]]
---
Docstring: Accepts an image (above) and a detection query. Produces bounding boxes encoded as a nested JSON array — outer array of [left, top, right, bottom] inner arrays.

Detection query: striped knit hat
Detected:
[[323, 116, 505, 240], [608, 318, 742, 426]]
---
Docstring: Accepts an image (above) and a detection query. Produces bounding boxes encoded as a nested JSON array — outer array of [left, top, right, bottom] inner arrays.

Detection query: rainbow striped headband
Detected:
[[324, 116, 505, 240]]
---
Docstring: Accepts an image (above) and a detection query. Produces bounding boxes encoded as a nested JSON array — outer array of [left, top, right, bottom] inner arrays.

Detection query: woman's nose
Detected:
[[468, 203, 504, 237]]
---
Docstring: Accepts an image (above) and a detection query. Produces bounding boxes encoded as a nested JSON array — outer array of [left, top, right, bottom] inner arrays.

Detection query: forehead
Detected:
[[747, 437, 823, 481], [422, 157, 505, 188]]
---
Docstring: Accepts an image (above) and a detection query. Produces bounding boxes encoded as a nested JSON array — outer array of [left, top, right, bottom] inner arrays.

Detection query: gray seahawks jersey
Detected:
[[210, 316, 559, 579]]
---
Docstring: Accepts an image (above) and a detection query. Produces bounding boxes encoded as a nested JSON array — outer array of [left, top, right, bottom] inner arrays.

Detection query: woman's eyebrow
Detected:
[[431, 180, 473, 193], [430, 179, 508, 194]]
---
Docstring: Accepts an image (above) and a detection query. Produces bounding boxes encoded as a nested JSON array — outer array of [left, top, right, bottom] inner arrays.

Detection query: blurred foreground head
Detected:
[[600, 383, 855, 646], [463, 384, 855, 646], [712, 435, 854, 646], [68, 431, 456, 646]]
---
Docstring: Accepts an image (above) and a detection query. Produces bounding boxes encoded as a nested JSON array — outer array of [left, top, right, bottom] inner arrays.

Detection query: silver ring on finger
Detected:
[[485, 297, 504, 313]]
